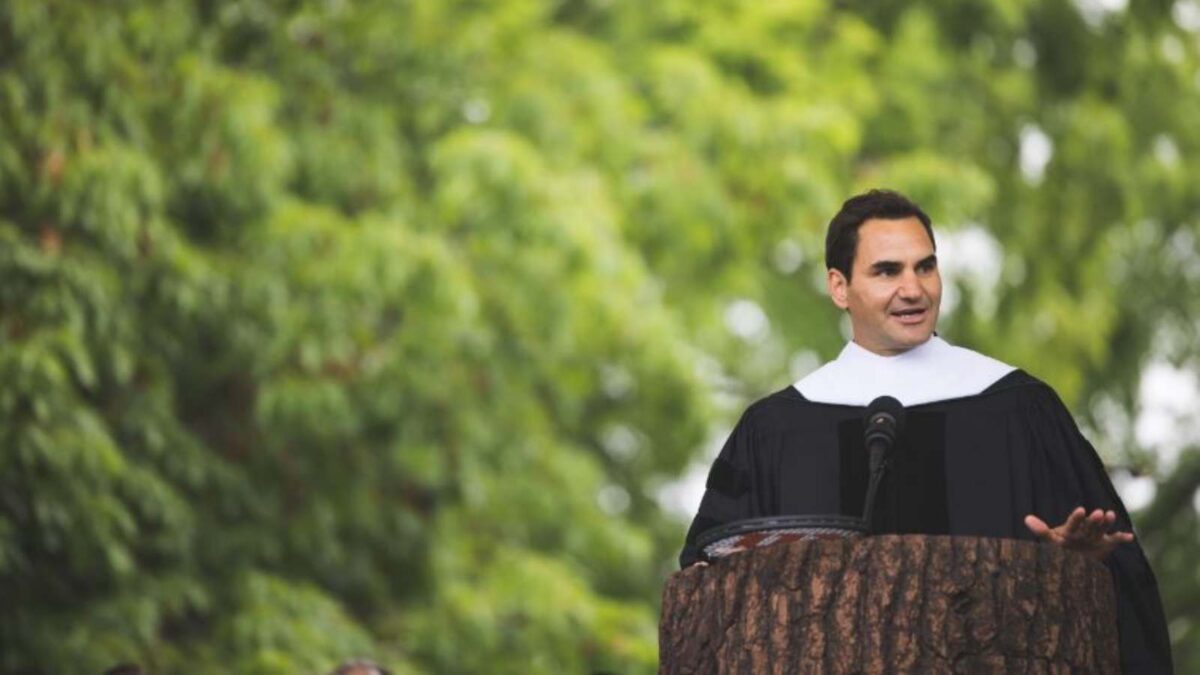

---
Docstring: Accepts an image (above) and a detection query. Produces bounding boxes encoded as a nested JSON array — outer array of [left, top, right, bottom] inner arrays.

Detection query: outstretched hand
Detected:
[[1024, 506, 1134, 562]]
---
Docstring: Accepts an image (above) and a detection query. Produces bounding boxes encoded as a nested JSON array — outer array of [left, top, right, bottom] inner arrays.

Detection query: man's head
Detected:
[[824, 190, 941, 355]]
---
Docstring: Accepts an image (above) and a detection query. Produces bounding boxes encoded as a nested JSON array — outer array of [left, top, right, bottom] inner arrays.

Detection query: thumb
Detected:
[[1024, 514, 1051, 537]]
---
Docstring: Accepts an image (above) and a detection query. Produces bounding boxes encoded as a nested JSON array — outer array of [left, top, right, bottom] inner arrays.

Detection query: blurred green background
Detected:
[[2, 0, 1199, 672]]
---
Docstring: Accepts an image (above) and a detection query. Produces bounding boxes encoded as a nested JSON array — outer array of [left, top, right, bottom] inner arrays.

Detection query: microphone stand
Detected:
[[861, 439, 890, 533]]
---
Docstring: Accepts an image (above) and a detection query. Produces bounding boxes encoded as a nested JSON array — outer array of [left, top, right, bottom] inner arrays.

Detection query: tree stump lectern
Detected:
[[659, 535, 1118, 674]]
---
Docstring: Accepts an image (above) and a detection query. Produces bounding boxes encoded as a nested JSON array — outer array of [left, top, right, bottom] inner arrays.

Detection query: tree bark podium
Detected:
[[659, 535, 1118, 674]]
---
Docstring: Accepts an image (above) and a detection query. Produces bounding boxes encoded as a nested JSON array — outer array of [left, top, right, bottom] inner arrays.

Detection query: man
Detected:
[[680, 190, 1172, 672]]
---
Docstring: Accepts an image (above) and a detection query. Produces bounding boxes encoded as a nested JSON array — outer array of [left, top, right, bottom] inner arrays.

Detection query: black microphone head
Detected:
[[864, 395, 905, 443]]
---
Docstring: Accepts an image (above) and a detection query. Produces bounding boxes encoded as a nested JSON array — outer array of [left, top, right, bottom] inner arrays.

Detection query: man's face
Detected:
[[827, 217, 941, 355]]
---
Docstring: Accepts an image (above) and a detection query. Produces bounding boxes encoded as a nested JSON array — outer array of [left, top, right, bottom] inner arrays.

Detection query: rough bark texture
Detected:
[[659, 536, 1119, 674]]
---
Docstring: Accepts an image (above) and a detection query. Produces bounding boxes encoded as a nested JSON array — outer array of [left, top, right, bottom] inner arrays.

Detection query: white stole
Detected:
[[793, 336, 1016, 406]]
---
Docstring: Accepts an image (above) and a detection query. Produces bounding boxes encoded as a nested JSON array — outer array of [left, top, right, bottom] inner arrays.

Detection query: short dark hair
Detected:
[[824, 189, 935, 280]]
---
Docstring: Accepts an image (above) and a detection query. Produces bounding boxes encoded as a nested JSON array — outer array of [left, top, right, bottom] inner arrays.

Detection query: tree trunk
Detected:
[[659, 535, 1119, 674]]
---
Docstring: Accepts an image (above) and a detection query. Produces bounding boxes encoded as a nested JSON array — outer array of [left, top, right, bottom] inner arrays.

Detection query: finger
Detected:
[[1090, 534, 1132, 559], [1069, 506, 1088, 527], [1082, 509, 1106, 541], [1099, 510, 1116, 534], [1061, 507, 1087, 536], [1024, 514, 1058, 542], [1064, 509, 1103, 545], [1092, 509, 1114, 540], [1105, 531, 1135, 544]]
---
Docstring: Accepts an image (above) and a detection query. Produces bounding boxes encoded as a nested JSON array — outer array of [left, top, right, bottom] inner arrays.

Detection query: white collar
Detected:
[[793, 336, 1015, 406]]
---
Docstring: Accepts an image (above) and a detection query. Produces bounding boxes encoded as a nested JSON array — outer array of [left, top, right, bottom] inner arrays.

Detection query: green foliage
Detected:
[[2, 0, 1199, 671]]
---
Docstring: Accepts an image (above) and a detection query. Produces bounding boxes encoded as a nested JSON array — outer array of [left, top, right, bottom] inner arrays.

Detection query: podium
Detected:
[[659, 535, 1119, 674]]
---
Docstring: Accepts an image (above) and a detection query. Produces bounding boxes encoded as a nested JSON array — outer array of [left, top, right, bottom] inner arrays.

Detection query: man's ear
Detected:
[[827, 268, 850, 310]]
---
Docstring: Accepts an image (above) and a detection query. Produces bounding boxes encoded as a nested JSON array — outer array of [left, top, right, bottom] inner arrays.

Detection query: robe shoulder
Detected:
[[980, 368, 1047, 396]]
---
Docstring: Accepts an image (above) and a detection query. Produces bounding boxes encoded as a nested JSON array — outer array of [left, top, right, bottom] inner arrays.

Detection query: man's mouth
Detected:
[[890, 307, 928, 324]]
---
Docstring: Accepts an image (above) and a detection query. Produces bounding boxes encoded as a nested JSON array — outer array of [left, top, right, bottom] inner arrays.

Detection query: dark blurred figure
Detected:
[[103, 665, 145, 675], [330, 658, 391, 675]]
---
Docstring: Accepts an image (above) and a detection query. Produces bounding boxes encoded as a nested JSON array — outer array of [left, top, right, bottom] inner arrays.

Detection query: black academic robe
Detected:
[[680, 370, 1173, 673]]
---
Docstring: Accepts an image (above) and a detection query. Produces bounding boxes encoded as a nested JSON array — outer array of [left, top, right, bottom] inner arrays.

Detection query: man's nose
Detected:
[[897, 272, 922, 298]]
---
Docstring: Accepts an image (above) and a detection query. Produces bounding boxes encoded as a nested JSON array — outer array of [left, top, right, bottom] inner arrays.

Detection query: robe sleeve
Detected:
[[1020, 382, 1173, 674], [678, 404, 771, 568]]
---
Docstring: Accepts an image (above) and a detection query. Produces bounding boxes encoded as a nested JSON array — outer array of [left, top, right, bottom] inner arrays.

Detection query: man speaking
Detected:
[[679, 190, 1172, 672]]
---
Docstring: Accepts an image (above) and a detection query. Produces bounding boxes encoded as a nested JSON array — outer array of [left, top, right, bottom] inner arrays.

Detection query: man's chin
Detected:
[[888, 328, 935, 350]]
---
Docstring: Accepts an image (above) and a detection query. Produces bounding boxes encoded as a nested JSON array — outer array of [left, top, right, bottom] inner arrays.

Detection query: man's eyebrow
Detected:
[[866, 255, 937, 273], [868, 260, 903, 273]]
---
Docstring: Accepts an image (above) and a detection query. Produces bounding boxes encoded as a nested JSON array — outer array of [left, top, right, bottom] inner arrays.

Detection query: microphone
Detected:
[[865, 395, 905, 476], [862, 396, 905, 533]]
